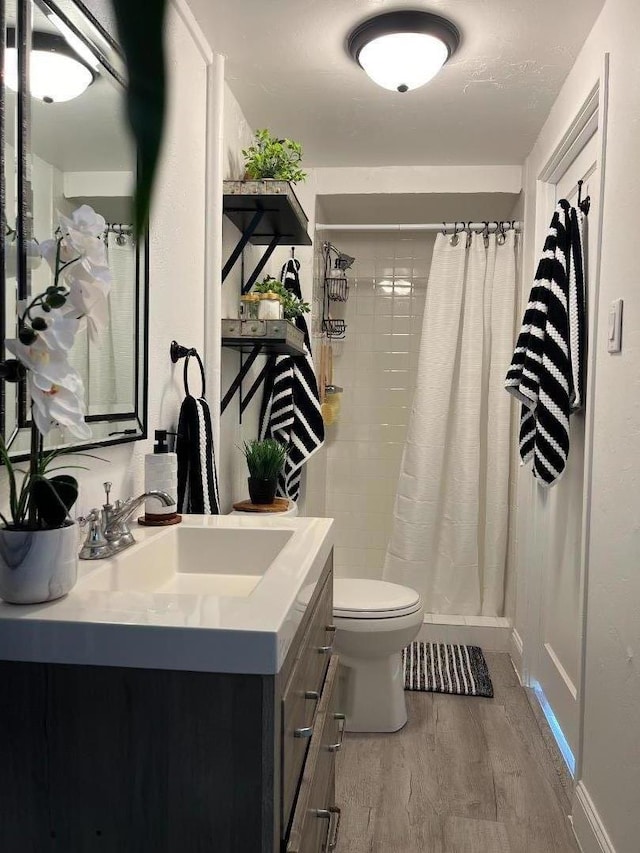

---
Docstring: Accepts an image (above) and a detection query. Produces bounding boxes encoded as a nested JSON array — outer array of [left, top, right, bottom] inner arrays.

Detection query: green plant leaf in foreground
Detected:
[[111, 0, 168, 236]]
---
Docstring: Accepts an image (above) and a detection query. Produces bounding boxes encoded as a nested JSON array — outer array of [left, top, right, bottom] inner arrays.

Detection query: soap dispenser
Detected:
[[143, 430, 179, 524]]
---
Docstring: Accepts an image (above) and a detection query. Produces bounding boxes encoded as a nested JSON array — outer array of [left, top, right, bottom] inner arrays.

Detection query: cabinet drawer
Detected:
[[282, 574, 335, 828], [286, 655, 342, 853]]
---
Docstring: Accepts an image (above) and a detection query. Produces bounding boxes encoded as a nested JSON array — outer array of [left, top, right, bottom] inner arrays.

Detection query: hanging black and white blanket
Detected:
[[259, 258, 324, 502], [505, 199, 586, 486], [176, 395, 220, 514]]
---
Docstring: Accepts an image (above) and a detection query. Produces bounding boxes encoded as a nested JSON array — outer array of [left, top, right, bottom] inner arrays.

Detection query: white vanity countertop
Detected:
[[0, 515, 334, 675]]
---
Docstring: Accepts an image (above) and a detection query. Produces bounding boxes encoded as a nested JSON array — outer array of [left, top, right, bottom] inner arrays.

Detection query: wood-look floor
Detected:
[[335, 653, 579, 853]]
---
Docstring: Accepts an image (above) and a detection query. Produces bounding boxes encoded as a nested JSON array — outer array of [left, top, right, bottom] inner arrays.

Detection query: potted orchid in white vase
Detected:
[[0, 205, 111, 604]]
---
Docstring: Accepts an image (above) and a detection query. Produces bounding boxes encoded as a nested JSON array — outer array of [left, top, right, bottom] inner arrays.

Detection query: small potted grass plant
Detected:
[[241, 439, 288, 505]]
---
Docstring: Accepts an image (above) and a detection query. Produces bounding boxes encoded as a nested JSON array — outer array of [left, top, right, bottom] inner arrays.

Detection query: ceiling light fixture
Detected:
[[5, 28, 95, 104], [347, 10, 460, 93]]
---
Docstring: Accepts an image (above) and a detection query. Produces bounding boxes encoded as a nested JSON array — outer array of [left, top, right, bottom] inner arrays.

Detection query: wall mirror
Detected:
[[1, 0, 148, 458]]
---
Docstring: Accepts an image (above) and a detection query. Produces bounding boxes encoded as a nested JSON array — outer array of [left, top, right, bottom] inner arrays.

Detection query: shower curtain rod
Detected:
[[315, 221, 522, 233]]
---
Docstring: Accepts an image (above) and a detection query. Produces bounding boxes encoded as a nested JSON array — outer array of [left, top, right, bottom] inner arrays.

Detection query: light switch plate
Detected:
[[607, 298, 623, 353]]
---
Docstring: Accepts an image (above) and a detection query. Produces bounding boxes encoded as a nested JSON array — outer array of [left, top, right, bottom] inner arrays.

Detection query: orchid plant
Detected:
[[0, 205, 112, 531]]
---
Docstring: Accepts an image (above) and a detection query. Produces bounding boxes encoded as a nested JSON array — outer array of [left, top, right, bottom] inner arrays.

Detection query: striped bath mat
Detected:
[[403, 642, 494, 698]]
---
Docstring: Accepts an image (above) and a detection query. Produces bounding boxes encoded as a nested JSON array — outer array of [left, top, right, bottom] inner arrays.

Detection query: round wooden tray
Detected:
[[137, 514, 182, 527], [232, 497, 290, 514]]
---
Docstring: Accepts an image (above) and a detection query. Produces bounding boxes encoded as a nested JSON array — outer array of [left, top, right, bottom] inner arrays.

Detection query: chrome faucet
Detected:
[[79, 482, 175, 559]]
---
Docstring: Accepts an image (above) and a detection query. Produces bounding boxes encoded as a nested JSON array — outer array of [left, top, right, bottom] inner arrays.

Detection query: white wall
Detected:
[[218, 83, 259, 511], [0, 2, 210, 518], [516, 1, 640, 849]]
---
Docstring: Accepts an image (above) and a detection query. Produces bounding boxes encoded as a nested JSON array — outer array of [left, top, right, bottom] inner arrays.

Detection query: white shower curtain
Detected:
[[69, 239, 137, 414], [383, 230, 517, 616]]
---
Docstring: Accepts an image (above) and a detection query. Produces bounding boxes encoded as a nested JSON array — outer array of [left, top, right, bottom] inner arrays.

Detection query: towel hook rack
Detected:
[[170, 340, 206, 398]]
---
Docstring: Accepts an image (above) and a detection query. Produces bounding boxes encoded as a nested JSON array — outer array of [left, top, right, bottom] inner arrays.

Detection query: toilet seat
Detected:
[[333, 579, 422, 619]]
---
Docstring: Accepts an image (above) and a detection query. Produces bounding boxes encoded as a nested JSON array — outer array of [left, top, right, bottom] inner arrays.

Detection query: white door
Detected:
[[529, 132, 599, 771]]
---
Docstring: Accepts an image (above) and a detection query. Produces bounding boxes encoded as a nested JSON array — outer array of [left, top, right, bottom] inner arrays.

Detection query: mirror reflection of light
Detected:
[[5, 47, 93, 103], [376, 279, 412, 295], [47, 13, 101, 70]]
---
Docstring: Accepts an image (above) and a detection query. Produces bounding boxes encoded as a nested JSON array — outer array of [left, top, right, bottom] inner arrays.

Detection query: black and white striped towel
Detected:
[[259, 258, 324, 502], [505, 200, 586, 487], [176, 395, 220, 514]]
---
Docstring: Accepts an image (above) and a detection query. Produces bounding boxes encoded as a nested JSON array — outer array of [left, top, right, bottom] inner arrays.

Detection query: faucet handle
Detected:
[[103, 481, 112, 507], [78, 507, 101, 527], [78, 508, 112, 560]]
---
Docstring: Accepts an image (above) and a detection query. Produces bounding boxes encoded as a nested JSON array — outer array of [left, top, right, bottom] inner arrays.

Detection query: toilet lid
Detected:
[[333, 579, 422, 619]]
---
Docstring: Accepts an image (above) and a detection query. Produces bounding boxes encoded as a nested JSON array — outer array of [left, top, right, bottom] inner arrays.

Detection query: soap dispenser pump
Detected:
[[154, 429, 170, 454], [142, 429, 179, 525]]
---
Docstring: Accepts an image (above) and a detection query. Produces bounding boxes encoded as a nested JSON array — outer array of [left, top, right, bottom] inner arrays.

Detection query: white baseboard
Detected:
[[509, 628, 524, 683], [572, 781, 616, 853], [416, 616, 510, 651]]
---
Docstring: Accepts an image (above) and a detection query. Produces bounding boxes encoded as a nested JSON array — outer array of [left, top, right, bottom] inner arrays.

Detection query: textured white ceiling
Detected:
[[188, 0, 604, 167]]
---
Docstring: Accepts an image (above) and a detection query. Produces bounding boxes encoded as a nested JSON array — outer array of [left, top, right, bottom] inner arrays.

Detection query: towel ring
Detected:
[[183, 349, 206, 398], [170, 341, 205, 398]]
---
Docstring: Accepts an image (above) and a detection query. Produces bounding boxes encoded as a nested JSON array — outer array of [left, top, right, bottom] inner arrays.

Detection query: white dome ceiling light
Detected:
[[5, 28, 95, 104], [347, 10, 460, 93]]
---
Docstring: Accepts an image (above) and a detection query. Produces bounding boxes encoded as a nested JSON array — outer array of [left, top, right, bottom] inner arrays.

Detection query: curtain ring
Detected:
[[442, 221, 447, 235], [183, 349, 206, 398], [497, 221, 507, 245]]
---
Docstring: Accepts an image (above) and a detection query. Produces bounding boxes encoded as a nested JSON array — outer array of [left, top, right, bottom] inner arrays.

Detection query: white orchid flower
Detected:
[[16, 303, 80, 353], [37, 238, 61, 274], [29, 373, 91, 440], [58, 206, 108, 266], [6, 326, 80, 387], [6, 332, 90, 438], [60, 204, 107, 238], [9, 204, 112, 443], [62, 259, 112, 341]]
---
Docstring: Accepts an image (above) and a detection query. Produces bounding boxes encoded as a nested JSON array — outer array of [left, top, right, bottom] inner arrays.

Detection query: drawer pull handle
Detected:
[[325, 625, 337, 634], [315, 806, 341, 851], [317, 644, 333, 654], [294, 725, 313, 738], [327, 713, 346, 752], [305, 690, 320, 701]]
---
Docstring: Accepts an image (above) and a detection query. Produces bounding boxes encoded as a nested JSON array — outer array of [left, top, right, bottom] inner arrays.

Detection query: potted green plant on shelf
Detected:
[[0, 205, 111, 605], [241, 439, 288, 505], [254, 276, 310, 319], [242, 129, 307, 183]]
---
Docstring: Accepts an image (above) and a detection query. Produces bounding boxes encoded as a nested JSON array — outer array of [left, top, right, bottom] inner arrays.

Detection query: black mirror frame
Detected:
[[0, 0, 149, 460]]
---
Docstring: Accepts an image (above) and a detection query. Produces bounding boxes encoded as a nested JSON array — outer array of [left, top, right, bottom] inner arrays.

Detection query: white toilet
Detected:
[[231, 500, 422, 732], [333, 578, 424, 733]]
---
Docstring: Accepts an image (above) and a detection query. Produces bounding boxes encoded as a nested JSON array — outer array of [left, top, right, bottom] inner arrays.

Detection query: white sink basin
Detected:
[[0, 515, 334, 675], [80, 525, 294, 597]]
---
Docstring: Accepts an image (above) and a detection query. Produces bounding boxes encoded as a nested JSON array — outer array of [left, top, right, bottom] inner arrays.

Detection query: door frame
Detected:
[[520, 54, 609, 781]]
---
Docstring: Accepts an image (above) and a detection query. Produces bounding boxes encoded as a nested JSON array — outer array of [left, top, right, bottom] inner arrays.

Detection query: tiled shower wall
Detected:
[[319, 230, 436, 580]]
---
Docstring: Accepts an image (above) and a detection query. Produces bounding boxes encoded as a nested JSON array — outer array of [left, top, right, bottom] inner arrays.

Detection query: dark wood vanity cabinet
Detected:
[[0, 555, 340, 853]]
